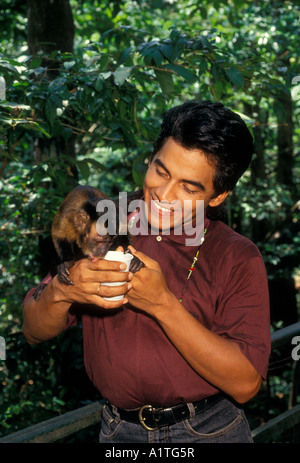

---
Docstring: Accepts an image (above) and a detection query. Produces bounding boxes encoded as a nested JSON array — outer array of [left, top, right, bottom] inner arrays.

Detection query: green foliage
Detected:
[[0, 324, 98, 434], [0, 0, 299, 439]]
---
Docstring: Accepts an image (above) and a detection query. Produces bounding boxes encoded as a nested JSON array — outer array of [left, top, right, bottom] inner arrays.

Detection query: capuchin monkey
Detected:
[[33, 185, 144, 301]]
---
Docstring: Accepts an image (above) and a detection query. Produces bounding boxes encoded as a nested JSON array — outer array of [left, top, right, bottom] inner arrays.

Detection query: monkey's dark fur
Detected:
[[33, 186, 144, 301]]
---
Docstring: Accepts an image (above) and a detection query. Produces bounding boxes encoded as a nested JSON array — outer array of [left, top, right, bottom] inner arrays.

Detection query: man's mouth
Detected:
[[150, 198, 182, 215], [152, 200, 173, 213]]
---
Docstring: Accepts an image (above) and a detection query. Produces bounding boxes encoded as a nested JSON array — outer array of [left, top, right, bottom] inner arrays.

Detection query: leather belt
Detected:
[[106, 393, 224, 431]]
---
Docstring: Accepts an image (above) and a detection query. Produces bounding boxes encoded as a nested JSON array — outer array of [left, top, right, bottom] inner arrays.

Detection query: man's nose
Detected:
[[156, 180, 177, 203]]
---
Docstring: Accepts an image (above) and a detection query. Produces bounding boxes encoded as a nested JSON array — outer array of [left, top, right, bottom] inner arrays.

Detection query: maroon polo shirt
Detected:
[[24, 217, 271, 410]]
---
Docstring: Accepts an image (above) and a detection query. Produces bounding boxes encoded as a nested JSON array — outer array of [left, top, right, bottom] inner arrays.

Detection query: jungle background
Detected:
[[0, 0, 299, 442]]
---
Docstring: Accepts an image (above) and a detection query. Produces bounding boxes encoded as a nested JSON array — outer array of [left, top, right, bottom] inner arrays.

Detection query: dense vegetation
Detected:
[[0, 0, 299, 440]]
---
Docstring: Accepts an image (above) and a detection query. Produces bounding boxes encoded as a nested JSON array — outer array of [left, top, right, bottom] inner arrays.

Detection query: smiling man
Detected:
[[143, 136, 227, 243], [22, 100, 271, 444], [144, 137, 225, 226]]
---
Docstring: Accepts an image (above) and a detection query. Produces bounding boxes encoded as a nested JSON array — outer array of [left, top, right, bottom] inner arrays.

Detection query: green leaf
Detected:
[[165, 64, 197, 83], [232, 0, 246, 8], [138, 41, 164, 66], [226, 67, 244, 87], [199, 6, 208, 19], [29, 57, 42, 69], [0, 117, 51, 137], [0, 61, 19, 74], [170, 35, 187, 62], [159, 42, 173, 62], [234, 111, 255, 125], [45, 100, 56, 126], [63, 60, 76, 70], [151, 49, 164, 66], [211, 79, 226, 99], [154, 69, 174, 95], [99, 54, 109, 71], [27, 122, 51, 138], [49, 77, 67, 92], [119, 99, 127, 119], [114, 67, 132, 86], [77, 160, 90, 180], [85, 158, 107, 171], [94, 77, 103, 91], [0, 102, 31, 110], [116, 47, 134, 67]]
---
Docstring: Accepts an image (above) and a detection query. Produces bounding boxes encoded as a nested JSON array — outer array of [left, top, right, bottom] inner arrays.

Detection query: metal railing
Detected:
[[1, 322, 300, 443]]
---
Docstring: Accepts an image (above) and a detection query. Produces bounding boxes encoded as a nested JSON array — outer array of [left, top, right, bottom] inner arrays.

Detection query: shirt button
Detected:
[[156, 236, 162, 242]]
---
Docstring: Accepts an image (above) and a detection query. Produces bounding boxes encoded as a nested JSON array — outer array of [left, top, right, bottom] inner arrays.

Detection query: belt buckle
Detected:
[[138, 405, 159, 431]]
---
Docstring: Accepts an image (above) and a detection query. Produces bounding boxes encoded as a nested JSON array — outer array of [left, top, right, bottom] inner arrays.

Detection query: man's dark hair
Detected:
[[152, 100, 254, 197]]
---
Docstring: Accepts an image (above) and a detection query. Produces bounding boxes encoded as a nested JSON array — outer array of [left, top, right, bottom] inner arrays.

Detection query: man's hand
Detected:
[[61, 256, 133, 309], [22, 249, 134, 344], [125, 246, 174, 317]]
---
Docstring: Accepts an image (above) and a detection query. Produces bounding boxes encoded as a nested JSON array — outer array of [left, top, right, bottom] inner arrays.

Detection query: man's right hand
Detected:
[[60, 257, 133, 308], [22, 256, 132, 344]]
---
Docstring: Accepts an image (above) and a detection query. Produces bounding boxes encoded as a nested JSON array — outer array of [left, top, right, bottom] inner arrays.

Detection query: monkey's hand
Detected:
[[57, 261, 75, 285], [127, 251, 145, 273], [33, 284, 48, 301], [129, 255, 144, 273]]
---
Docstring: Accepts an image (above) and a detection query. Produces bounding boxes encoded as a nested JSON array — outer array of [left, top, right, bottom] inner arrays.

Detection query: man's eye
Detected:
[[155, 167, 167, 177], [183, 185, 198, 194]]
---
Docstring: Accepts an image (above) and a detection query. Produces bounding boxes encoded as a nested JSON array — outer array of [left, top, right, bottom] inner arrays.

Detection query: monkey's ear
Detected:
[[73, 210, 90, 234]]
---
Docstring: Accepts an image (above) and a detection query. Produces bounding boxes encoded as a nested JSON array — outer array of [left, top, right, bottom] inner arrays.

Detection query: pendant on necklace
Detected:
[[179, 228, 207, 303]]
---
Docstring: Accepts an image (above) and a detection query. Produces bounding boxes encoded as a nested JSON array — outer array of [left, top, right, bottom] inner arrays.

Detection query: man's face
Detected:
[[143, 137, 228, 231]]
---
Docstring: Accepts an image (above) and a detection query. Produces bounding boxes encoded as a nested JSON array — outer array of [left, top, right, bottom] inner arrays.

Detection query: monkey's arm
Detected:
[[53, 239, 84, 285], [57, 261, 75, 285]]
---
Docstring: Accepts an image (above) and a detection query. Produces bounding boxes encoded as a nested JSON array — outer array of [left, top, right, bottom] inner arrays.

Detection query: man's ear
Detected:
[[208, 190, 230, 208]]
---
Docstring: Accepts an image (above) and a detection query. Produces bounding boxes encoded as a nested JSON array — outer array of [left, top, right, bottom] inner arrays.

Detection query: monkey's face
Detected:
[[79, 222, 116, 259]]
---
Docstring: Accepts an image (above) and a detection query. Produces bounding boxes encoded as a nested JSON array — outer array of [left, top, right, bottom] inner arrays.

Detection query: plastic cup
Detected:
[[101, 250, 133, 301]]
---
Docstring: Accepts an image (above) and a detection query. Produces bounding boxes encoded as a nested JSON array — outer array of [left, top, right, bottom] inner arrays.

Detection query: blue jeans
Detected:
[[99, 397, 253, 443]]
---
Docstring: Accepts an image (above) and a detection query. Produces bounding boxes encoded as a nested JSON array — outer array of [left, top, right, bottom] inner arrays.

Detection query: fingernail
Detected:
[[120, 263, 127, 270], [128, 272, 133, 280], [127, 283, 132, 290]]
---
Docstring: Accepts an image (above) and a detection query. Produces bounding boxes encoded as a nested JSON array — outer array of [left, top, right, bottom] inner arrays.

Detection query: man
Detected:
[[23, 100, 270, 443]]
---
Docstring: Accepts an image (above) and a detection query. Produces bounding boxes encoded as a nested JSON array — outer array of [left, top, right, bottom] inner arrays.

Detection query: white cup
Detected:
[[101, 250, 133, 301]]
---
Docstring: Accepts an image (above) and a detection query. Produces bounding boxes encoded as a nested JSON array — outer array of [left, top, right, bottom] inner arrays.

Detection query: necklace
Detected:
[[179, 228, 207, 303]]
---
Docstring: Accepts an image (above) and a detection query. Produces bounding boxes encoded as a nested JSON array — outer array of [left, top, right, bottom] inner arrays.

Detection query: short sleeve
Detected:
[[212, 253, 271, 379]]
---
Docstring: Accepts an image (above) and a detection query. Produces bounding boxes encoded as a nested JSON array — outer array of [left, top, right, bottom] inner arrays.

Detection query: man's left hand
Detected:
[[125, 245, 174, 317]]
